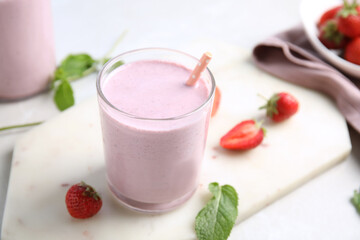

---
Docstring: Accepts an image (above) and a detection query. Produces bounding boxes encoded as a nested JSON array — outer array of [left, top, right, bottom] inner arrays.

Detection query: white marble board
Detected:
[[1, 42, 352, 239]]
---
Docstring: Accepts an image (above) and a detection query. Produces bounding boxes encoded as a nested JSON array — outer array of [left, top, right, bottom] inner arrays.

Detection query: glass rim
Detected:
[[96, 47, 216, 121]]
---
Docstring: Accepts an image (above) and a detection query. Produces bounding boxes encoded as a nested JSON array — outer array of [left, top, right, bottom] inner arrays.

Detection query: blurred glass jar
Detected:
[[0, 0, 56, 100]]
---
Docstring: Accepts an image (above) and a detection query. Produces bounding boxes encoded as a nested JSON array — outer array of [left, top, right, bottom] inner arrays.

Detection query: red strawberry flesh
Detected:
[[220, 120, 264, 150]]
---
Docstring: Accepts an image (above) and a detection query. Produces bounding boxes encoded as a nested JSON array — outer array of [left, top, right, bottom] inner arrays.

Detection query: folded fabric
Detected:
[[253, 25, 360, 134]]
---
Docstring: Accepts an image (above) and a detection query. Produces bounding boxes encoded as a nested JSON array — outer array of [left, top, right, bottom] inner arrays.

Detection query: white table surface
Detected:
[[1, 0, 360, 239]]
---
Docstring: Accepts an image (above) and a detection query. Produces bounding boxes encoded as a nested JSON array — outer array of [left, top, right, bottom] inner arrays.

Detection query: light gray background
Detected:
[[1, 0, 360, 239]]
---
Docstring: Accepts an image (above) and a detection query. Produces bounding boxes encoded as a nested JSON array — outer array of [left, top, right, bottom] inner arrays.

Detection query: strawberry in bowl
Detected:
[[300, 0, 360, 78]]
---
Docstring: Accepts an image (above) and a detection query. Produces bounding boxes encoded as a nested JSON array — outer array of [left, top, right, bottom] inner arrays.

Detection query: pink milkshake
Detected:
[[97, 49, 215, 212], [0, 0, 56, 100]]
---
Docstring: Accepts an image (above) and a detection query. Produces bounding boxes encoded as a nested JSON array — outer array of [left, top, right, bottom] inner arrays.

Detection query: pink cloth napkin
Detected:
[[253, 25, 360, 133]]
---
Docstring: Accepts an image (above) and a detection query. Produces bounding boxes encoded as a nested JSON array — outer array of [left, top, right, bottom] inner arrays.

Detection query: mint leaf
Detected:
[[54, 54, 96, 82], [54, 79, 75, 111], [195, 182, 238, 240], [351, 189, 360, 213]]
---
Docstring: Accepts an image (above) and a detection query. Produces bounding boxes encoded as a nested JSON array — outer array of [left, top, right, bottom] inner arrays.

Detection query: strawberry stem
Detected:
[[253, 120, 267, 137], [257, 93, 268, 102]]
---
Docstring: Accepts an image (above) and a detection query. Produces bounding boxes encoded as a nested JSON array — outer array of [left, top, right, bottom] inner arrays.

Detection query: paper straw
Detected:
[[186, 52, 212, 86]]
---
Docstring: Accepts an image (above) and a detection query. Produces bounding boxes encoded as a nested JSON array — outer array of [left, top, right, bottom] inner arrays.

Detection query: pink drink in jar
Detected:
[[0, 0, 56, 99]]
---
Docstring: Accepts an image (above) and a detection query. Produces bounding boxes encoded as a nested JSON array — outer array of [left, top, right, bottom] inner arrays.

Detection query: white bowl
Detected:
[[300, 0, 360, 78]]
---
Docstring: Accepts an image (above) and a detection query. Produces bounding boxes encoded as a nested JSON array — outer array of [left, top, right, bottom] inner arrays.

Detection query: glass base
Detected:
[[108, 183, 197, 213]]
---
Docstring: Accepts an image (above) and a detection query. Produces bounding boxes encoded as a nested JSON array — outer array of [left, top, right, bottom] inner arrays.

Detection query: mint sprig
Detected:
[[351, 188, 360, 213], [51, 30, 127, 111], [195, 182, 238, 240], [51, 54, 96, 111]]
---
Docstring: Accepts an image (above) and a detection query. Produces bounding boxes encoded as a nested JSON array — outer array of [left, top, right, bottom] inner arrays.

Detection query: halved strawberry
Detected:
[[220, 120, 265, 150], [211, 86, 221, 117]]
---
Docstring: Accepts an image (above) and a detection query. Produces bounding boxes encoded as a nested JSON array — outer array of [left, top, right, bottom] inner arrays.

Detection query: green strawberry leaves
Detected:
[[338, 0, 358, 18], [259, 93, 280, 118], [323, 20, 345, 45], [195, 182, 238, 240]]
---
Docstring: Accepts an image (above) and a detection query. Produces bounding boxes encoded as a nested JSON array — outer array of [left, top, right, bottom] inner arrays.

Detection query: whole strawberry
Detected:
[[260, 92, 299, 122], [65, 181, 102, 219], [317, 5, 342, 28], [345, 37, 360, 65], [318, 20, 348, 49], [337, 0, 360, 38]]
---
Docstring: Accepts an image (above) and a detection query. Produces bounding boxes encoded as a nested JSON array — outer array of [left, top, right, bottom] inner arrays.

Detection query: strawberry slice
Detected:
[[211, 86, 221, 117], [220, 120, 265, 150]]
